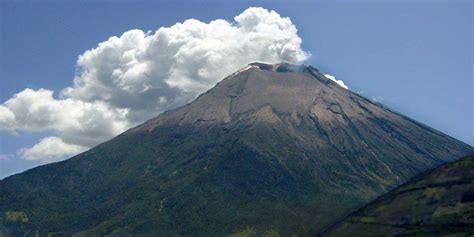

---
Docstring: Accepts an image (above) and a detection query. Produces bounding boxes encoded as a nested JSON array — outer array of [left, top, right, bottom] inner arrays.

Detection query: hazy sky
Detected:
[[1, 0, 472, 178]]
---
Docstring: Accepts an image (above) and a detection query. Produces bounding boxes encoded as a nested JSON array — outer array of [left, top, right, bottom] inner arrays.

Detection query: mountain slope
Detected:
[[323, 155, 474, 237], [0, 63, 472, 236]]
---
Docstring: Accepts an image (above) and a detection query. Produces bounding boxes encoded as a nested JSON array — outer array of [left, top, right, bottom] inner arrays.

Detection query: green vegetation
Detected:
[[423, 187, 446, 199], [432, 202, 469, 218], [358, 216, 375, 223], [324, 155, 474, 237], [262, 229, 281, 237], [230, 227, 258, 237], [5, 211, 28, 223], [229, 227, 284, 237]]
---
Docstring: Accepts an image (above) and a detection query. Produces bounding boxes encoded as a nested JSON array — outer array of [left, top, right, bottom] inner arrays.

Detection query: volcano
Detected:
[[1, 63, 472, 236]]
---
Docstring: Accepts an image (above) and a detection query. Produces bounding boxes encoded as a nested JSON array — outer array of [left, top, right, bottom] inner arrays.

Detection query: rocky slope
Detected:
[[0, 63, 472, 236]]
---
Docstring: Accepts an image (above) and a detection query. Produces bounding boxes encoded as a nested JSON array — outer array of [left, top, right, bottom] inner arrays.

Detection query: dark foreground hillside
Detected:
[[0, 63, 472, 236], [323, 155, 474, 237]]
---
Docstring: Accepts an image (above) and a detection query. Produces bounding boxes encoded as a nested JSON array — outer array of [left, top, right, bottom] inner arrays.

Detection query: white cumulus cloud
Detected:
[[62, 7, 309, 123], [324, 74, 349, 90], [0, 7, 310, 162], [19, 137, 86, 162], [0, 89, 129, 147]]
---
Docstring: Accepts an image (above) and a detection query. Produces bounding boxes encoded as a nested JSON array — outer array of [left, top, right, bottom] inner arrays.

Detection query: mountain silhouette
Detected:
[[1, 62, 472, 236]]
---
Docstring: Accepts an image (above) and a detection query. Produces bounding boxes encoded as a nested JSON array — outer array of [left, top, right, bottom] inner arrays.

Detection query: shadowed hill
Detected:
[[0, 63, 472, 236], [323, 155, 474, 237]]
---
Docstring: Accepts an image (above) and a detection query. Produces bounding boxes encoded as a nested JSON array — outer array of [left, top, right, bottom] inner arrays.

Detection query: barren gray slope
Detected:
[[140, 62, 471, 181]]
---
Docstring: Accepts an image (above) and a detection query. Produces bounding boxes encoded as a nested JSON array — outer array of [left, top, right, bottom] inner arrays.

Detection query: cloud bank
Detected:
[[0, 7, 311, 162]]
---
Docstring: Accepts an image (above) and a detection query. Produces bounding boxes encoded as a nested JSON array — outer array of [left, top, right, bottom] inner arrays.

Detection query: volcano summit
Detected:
[[1, 63, 472, 236]]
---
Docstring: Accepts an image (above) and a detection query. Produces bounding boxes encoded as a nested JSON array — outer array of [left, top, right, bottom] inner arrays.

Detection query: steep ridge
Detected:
[[323, 155, 474, 236], [0, 63, 472, 236]]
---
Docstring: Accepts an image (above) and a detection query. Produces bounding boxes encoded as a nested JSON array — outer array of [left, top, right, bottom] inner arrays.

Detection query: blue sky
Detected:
[[0, 0, 472, 178]]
